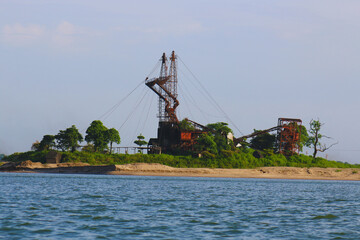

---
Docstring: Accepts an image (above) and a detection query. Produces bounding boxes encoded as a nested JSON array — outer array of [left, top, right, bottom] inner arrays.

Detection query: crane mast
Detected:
[[145, 51, 302, 156], [146, 51, 179, 123]]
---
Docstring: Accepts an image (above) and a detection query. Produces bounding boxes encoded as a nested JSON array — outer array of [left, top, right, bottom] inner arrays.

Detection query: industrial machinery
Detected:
[[146, 51, 302, 155], [276, 118, 302, 155], [146, 51, 207, 154], [234, 118, 302, 155]]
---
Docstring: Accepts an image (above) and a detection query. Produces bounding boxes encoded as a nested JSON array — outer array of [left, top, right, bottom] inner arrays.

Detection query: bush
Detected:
[[3, 150, 360, 169], [3, 151, 49, 163]]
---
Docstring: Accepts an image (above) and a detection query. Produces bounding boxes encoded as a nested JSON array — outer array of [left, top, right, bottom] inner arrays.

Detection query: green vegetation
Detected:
[[195, 133, 218, 154], [7, 119, 350, 170], [85, 120, 110, 152], [3, 149, 359, 169], [37, 135, 55, 151], [3, 151, 49, 163], [55, 125, 83, 152], [106, 128, 121, 154], [31, 120, 120, 153], [206, 122, 233, 152], [179, 119, 196, 131], [250, 131, 276, 150], [134, 134, 147, 147], [305, 119, 337, 158]]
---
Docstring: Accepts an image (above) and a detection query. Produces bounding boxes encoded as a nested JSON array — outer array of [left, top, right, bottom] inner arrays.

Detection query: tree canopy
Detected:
[[85, 120, 109, 152], [179, 119, 196, 131], [134, 134, 147, 147], [195, 133, 218, 154], [107, 128, 121, 154], [206, 122, 233, 152], [194, 122, 233, 154], [249, 130, 276, 150], [38, 135, 55, 151], [55, 125, 83, 152]]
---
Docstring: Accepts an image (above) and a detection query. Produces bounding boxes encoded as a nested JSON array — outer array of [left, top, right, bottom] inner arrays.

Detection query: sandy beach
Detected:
[[1, 161, 360, 181]]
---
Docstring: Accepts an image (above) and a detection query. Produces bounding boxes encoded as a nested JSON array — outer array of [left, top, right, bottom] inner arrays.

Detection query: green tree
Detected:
[[85, 120, 108, 152], [306, 119, 337, 158], [38, 135, 55, 151], [134, 134, 147, 147], [250, 130, 276, 150], [55, 125, 83, 152], [206, 122, 233, 152], [298, 125, 309, 152], [31, 140, 40, 151], [195, 133, 218, 154], [179, 118, 196, 131], [107, 128, 121, 154], [81, 143, 95, 152], [134, 134, 147, 153]]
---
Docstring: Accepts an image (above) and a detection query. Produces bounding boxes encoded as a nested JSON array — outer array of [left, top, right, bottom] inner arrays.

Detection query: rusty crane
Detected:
[[145, 51, 302, 155], [146, 51, 207, 154], [234, 118, 302, 155]]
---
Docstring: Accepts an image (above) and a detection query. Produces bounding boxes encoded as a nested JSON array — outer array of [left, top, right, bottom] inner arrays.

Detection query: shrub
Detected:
[[3, 150, 360, 169]]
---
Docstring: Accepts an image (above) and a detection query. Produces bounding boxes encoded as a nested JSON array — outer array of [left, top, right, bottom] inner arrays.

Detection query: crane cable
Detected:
[[98, 80, 144, 121], [117, 86, 149, 132], [97, 60, 161, 122], [179, 68, 223, 119], [131, 90, 153, 143], [178, 56, 244, 135]]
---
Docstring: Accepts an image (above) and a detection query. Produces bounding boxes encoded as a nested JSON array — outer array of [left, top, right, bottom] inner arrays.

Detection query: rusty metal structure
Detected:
[[146, 51, 207, 154], [234, 118, 302, 155], [145, 51, 302, 156], [147, 51, 179, 123], [276, 118, 302, 155]]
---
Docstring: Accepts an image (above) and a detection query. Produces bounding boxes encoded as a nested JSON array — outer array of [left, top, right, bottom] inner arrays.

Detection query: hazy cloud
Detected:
[[143, 22, 205, 36], [52, 21, 79, 46], [2, 24, 45, 44], [115, 21, 205, 37], [1, 21, 100, 51]]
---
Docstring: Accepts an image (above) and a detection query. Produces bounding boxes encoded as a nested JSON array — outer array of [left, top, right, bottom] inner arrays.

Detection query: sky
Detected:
[[1, 0, 360, 163]]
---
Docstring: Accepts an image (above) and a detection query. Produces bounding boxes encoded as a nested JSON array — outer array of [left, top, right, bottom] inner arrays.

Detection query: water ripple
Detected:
[[1, 173, 360, 239]]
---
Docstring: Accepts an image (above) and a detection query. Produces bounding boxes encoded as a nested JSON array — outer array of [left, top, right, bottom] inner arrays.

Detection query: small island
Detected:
[[1, 51, 357, 180]]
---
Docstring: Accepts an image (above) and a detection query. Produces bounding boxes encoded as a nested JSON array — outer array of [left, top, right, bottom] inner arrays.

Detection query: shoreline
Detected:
[[1, 161, 360, 181]]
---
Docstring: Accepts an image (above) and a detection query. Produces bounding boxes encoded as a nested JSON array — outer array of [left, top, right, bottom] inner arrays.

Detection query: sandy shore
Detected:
[[1, 161, 360, 181]]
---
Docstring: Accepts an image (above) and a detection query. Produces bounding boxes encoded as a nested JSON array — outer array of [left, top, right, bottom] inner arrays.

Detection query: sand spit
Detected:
[[1, 161, 360, 180]]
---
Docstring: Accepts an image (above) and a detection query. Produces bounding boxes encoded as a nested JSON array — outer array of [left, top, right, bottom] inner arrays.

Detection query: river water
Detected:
[[1, 172, 360, 239]]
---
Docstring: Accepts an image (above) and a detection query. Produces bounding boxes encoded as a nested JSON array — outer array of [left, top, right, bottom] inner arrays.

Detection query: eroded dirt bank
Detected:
[[1, 161, 360, 180]]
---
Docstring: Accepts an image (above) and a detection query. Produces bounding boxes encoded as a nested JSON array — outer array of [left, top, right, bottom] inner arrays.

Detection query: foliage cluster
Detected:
[[195, 122, 233, 154], [4, 149, 358, 169], [3, 151, 49, 163], [134, 134, 147, 147], [32, 120, 120, 153]]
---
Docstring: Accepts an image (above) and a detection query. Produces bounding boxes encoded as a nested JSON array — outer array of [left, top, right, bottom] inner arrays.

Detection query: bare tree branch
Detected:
[[318, 141, 339, 152]]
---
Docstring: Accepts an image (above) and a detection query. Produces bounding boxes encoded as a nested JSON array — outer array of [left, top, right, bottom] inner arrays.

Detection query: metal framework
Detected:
[[233, 118, 302, 155], [277, 118, 302, 155], [158, 53, 168, 122], [147, 51, 178, 123]]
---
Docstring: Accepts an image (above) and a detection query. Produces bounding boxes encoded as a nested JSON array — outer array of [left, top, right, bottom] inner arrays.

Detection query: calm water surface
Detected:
[[1, 172, 360, 239]]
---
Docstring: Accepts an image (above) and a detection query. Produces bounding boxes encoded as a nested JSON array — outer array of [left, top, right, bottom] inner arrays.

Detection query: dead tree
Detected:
[[306, 119, 338, 158]]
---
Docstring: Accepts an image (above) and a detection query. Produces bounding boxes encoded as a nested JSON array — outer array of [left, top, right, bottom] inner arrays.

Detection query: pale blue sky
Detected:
[[1, 0, 360, 163]]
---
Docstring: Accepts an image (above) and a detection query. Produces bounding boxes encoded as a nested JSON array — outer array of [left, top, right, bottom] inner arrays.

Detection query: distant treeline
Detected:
[[3, 148, 358, 169]]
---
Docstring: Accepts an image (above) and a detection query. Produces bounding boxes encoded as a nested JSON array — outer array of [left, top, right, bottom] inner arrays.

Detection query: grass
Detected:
[[3, 149, 360, 169]]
